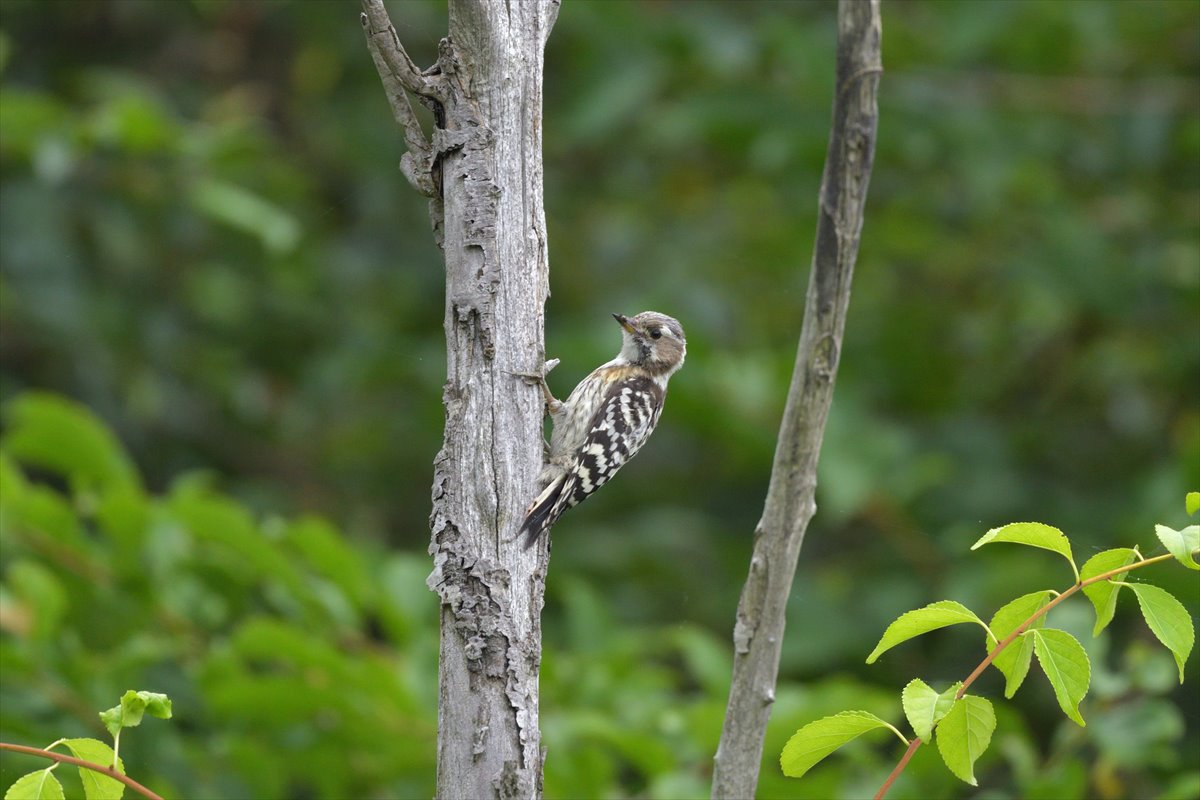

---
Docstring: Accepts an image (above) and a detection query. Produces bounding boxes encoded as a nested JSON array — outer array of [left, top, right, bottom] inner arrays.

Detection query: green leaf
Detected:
[[1081, 549, 1139, 635], [4, 769, 65, 800], [94, 484, 150, 557], [7, 560, 68, 641], [986, 590, 1053, 697], [901, 679, 961, 743], [100, 690, 172, 737], [670, 624, 733, 696], [934, 695, 995, 786], [1155, 524, 1200, 571], [866, 601, 989, 664], [59, 739, 125, 800], [1186, 492, 1199, 516], [971, 522, 1077, 580], [10, 484, 88, 549], [1127, 583, 1194, 683], [90, 90, 178, 155], [1, 393, 139, 492], [780, 711, 905, 779], [1031, 629, 1090, 726], [0, 88, 70, 157], [0, 451, 27, 537], [168, 483, 313, 606], [285, 516, 373, 609], [0, 450, 27, 503], [188, 178, 300, 255], [99, 707, 126, 739]]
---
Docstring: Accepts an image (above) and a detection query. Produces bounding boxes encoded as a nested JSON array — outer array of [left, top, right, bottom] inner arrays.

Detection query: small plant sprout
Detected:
[[1, 690, 173, 800]]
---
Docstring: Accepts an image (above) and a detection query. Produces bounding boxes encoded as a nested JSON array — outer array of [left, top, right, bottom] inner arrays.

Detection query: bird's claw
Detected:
[[509, 359, 564, 413], [508, 358, 560, 384]]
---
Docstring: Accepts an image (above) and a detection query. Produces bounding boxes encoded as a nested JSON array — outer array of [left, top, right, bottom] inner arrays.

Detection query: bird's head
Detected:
[[613, 311, 686, 377]]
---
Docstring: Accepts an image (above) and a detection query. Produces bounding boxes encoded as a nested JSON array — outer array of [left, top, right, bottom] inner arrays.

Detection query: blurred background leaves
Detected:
[[0, 1, 1197, 798]]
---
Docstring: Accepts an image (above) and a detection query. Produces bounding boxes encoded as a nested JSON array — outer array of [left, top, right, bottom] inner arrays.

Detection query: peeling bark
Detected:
[[711, 2, 882, 798], [362, 1, 559, 798]]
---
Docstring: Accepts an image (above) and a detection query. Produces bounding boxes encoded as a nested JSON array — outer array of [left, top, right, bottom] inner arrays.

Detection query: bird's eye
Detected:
[[649, 329, 662, 340]]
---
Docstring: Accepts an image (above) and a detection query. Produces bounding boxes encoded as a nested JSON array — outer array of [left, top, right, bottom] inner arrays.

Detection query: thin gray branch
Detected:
[[711, 2, 882, 798], [360, 0, 444, 196]]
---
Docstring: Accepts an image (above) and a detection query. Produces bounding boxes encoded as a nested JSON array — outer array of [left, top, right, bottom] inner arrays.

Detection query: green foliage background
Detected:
[[0, 1, 1197, 798]]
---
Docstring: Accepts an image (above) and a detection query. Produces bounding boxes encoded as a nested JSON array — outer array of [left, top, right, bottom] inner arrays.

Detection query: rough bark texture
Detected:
[[711, 2, 882, 798], [361, 2, 559, 798]]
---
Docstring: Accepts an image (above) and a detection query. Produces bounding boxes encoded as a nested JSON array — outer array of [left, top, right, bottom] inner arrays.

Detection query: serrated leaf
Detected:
[[1127, 583, 1194, 683], [866, 601, 989, 664], [971, 522, 1077, 578], [902, 679, 961, 743], [59, 739, 124, 800], [780, 711, 901, 779], [1186, 492, 1199, 516], [934, 695, 995, 786], [1080, 549, 1139, 635], [1031, 629, 1091, 726], [4, 769, 65, 800], [1155, 524, 1200, 571], [986, 590, 1053, 697]]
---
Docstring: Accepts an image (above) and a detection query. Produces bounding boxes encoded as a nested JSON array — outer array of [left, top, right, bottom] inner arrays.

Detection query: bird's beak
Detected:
[[612, 313, 637, 335]]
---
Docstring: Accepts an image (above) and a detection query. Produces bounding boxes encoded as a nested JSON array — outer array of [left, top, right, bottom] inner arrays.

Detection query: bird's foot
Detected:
[[509, 358, 563, 413]]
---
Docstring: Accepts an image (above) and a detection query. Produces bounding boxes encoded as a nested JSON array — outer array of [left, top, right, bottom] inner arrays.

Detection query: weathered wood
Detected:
[[362, 1, 559, 797], [711, 2, 882, 798]]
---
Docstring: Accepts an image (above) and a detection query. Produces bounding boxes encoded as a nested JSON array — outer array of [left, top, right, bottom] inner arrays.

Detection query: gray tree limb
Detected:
[[360, 2, 443, 197], [361, 1, 559, 798], [711, 2, 882, 798]]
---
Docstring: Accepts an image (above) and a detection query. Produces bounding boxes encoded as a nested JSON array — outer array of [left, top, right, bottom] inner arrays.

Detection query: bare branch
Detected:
[[360, 0, 443, 196], [360, 0, 445, 98], [711, 2, 882, 798]]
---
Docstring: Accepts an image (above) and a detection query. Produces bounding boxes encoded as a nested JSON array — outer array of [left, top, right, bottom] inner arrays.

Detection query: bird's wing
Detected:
[[521, 375, 664, 546], [560, 375, 664, 508]]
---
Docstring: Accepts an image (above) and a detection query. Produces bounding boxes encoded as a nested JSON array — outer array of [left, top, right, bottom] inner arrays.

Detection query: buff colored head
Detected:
[[612, 311, 686, 376]]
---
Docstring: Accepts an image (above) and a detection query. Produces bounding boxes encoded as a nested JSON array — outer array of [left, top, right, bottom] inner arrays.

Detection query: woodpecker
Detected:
[[517, 311, 686, 548]]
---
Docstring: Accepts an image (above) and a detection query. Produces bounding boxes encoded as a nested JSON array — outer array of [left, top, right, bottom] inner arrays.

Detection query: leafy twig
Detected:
[[873, 551, 1178, 800], [0, 742, 165, 800]]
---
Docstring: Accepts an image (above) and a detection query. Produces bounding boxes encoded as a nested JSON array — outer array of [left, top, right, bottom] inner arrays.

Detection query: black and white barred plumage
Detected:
[[520, 312, 686, 548]]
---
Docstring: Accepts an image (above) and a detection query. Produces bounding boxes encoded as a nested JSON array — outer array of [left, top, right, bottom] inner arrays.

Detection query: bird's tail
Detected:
[[520, 474, 569, 549]]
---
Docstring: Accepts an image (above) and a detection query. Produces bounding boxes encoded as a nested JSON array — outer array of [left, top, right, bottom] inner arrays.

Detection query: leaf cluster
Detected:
[[4, 689, 171, 800], [781, 511, 1200, 793], [0, 392, 768, 799], [5, 740, 123, 800], [0, 394, 440, 799]]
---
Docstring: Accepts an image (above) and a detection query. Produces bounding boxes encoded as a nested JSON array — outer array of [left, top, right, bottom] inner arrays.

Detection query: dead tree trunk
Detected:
[[711, 2, 882, 798], [361, 1, 560, 798]]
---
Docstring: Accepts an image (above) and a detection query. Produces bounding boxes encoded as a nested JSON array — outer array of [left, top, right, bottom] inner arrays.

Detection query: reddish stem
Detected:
[[0, 742, 165, 800], [873, 551, 1178, 800]]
